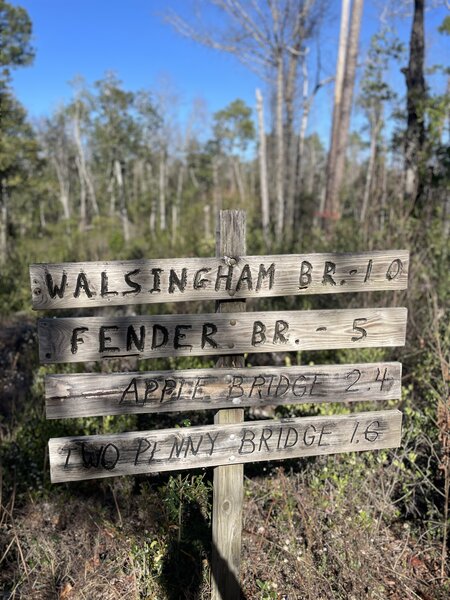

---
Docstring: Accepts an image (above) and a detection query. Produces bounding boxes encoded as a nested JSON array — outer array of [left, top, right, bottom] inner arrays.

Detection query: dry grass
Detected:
[[1, 460, 449, 600], [241, 465, 448, 599]]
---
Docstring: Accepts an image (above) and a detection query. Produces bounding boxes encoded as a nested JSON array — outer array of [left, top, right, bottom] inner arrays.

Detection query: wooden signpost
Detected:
[[30, 250, 409, 310], [38, 307, 407, 363], [45, 362, 403, 418], [48, 410, 403, 483], [30, 210, 408, 600]]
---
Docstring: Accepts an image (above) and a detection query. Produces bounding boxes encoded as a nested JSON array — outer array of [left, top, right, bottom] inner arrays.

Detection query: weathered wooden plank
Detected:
[[212, 209, 245, 600], [45, 362, 402, 418], [30, 250, 409, 310], [48, 409, 403, 483], [38, 307, 407, 364]]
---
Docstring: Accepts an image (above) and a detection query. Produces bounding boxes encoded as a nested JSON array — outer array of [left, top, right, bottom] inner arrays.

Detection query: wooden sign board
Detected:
[[38, 307, 407, 364], [48, 409, 403, 483], [30, 250, 409, 310], [45, 362, 402, 418]]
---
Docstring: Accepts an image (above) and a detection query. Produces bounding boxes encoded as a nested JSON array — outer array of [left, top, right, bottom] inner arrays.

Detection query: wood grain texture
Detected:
[[45, 362, 402, 418], [48, 409, 403, 483], [30, 250, 409, 310], [38, 307, 408, 364], [212, 209, 246, 600]]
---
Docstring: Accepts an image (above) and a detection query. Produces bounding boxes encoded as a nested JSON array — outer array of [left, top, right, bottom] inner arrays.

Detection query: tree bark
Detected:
[[360, 112, 381, 224], [212, 155, 222, 220], [380, 142, 388, 230], [145, 163, 157, 235], [189, 167, 200, 190], [52, 155, 71, 220], [325, 0, 364, 228], [404, 0, 426, 216], [39, 200, 47, 230], [232, 157, 245, 205], [256, 88, 270, 243], [296, 50, 311, 196], [172, 164, 184, 245], [73, 104, 99, 219], [275, 51, 285, 237], [324, 0, 351, 227], [108, 169, 116, 218], [204, 203, 211, 239], [76, 155, 87, 231], [292, 54, 312, 235], [284, 2, 313, 239], [159, 152, 166, 231], [114, 158, 130, 243], [284, 46, 301, 239], [0, 183, 7, 265]]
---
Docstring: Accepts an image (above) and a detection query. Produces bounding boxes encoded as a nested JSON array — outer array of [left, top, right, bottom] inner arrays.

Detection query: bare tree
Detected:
[[324, 0, 363, 229], [166, 0, 325, 237]]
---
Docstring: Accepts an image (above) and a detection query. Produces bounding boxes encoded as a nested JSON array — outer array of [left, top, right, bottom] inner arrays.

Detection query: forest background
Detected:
[[0, 0, 449, 598]]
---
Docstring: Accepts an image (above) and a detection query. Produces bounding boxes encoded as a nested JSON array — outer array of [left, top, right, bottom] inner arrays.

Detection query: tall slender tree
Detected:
[[324, 0, 364, 230], [403, 0, 427, 216], [256, 88, 270, 242], [324, 0, 350, 223]]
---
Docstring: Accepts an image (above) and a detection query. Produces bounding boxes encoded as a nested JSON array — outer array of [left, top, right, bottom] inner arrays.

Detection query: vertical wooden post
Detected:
[[211, 210, 246, 600]]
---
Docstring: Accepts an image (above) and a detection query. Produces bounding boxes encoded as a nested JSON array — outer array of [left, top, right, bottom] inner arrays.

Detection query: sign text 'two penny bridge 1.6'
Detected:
[[30, 210, 408, 598]]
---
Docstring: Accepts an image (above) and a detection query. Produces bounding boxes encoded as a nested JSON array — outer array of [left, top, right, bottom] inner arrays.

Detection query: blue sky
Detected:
[[9, 0, 450, 146]]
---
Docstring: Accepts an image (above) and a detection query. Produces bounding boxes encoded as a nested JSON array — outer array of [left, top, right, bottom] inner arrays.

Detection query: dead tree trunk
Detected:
[[73, 105, 99, 220], [284, 47, 301, 239], [172, 164, 185, 246], [53, 157, 71, 220], [232, 158, 246, 205], [147, 163, 157, 235], [159, 152, 167, 231], [108, 166, 116, 218], [275, 51, 285, 237], [324, 0, 351, 227], [204, 202, 211, 239], [75, 155, 87, 231], [114, 159, 130, 243], [39, 200, 47, 230], [325, 0, 364, 229], [212, 155, 222, 220], [256, 88, 270, 243]]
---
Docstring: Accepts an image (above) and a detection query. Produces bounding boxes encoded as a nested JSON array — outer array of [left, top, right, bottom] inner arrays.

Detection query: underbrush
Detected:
[[0, 215, 448, 598], [1, 449, 449, 599]]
